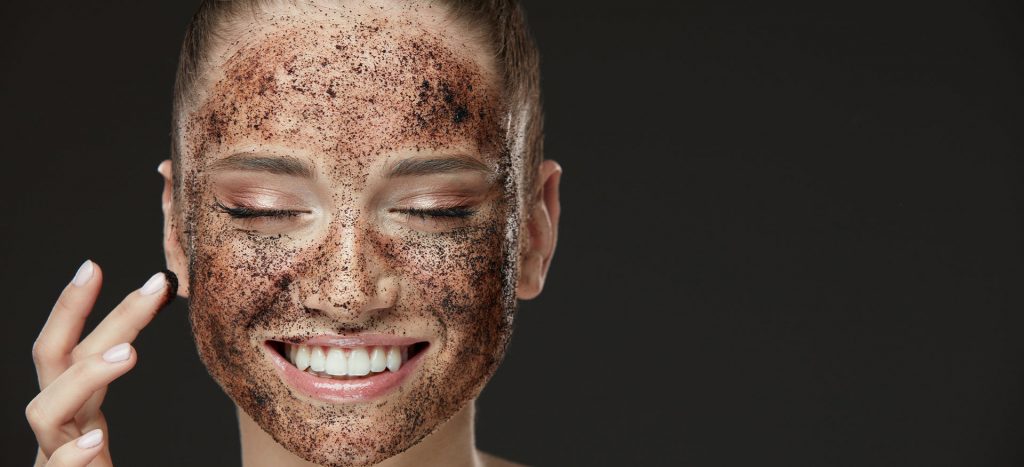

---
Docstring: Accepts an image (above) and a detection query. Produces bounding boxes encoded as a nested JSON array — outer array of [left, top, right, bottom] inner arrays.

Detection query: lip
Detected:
[[263, 337, 427, 403]]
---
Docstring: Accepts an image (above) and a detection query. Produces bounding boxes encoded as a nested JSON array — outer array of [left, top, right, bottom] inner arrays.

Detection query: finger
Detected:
[[34, 260, 105, 388], [73, 271, 174, 421], [27, 344, 135, 453], [45, 429, 104, 467], [74, 271, 175, 360]]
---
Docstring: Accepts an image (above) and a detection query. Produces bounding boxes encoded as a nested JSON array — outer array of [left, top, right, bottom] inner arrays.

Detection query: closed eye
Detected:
[[389, 206, 477, 219], [214, 200, 310, 219]]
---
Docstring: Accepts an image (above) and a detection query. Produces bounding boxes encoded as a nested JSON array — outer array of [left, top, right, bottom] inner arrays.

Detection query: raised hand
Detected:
[[26, 260, 176, 466]]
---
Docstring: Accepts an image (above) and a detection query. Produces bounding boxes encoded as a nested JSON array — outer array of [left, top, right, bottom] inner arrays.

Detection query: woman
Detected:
[[25, 0, 562, 466]]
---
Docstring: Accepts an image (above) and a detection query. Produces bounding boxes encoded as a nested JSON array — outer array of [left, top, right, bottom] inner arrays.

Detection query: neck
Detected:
[[238, 401, 483, 467]]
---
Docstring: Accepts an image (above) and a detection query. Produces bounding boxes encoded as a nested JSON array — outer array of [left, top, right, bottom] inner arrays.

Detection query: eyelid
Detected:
[[216, 187, 316, 211], [393, 193, 481, 210]]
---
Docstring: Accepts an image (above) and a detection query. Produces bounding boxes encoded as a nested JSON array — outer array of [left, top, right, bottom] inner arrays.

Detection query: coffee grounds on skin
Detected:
[[175, 3, 524, 466]]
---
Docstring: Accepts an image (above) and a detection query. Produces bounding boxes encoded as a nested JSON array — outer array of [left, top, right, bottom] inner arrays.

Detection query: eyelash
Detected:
[[214, 200, 307, 219], [390, 206, 477, 219], [214, 200, 477, 220]]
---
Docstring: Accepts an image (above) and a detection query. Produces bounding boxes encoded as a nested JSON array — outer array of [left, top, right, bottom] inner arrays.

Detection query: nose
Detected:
[[299, 220, 398, 323]]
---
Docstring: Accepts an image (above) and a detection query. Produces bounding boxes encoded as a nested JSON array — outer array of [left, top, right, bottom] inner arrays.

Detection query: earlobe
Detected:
[[516, 251, 546, 300], [516, 160, 562, 300], [158, 159, 191, 298]]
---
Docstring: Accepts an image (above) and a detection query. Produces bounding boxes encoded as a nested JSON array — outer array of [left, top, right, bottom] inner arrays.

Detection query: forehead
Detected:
[[180, 3, 506, 174]]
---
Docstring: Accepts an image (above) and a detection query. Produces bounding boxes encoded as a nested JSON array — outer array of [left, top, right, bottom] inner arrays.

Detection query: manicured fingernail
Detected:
[[102, 343, 132, 363], [76, 429, 103, 449], [140, 272, 166, 295], [72, 260, 94, 287]]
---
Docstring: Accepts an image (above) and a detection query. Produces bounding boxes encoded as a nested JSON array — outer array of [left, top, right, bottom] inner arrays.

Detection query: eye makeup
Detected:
[[391, 206, 476, 219], [214, 200, 310, 219]]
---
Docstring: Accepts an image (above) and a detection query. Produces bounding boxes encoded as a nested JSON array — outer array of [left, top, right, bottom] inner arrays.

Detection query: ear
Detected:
[[516, 160, 562, 300], [158, 160, 190, 298]]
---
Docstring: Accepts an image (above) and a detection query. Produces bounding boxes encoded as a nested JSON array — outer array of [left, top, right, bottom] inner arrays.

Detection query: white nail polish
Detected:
[[102, 343, 132, 363], [76, 429, 103, 449], [140, 272, 165, 295], [72, 260, 94, 287]]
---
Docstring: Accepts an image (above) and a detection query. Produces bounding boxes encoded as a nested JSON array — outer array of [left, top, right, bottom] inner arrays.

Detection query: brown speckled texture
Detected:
[[175, 3, 522, 466], [159, 269, 179, 309]]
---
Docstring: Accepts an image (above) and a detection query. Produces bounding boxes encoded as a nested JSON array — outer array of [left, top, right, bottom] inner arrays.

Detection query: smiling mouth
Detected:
[[268, 340, 429, 381]]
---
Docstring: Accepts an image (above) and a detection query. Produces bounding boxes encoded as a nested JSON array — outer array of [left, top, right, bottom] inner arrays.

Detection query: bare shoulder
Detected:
[[479, 451, 527, 467]]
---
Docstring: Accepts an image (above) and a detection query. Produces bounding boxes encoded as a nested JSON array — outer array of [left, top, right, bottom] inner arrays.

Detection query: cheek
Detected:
[[188, 211, 303, 340], [370, 212, 512, 360], [379, 223, 506, 303]]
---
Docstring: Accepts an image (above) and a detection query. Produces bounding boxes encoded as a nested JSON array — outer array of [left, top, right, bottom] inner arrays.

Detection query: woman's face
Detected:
[[174, 3, 518, 465]]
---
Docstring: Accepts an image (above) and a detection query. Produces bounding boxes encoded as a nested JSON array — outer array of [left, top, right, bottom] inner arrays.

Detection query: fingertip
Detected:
[[101, 343, 134, 364], [75, 429, 103, 450], [70, 260, 94, 287], [160, 269, 179, 309], [68, 260, 104, 293], [47, 430, 104, 467]]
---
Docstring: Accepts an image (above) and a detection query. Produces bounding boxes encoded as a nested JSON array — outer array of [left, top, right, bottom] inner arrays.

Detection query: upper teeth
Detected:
[[286, 344, 406, 378]]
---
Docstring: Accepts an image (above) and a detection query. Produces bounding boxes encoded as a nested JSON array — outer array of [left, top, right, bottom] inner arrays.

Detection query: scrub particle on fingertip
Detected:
[[160, 269, 180, 308]]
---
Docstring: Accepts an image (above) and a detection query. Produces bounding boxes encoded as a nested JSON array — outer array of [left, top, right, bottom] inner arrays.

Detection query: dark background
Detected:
[[2, 1, 1023, 465]]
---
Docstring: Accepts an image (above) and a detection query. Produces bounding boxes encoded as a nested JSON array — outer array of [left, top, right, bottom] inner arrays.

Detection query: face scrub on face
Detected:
[[175, 4, 522, 466]]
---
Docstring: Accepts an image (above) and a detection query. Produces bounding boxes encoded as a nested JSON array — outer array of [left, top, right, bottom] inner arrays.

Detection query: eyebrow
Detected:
[[207, 153, 491, 179], [208, 154, 316, 178], [386, 156, 492, 178]]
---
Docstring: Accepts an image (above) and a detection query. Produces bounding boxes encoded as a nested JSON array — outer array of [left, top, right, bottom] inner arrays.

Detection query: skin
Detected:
[[26, 1, 561, 466]]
